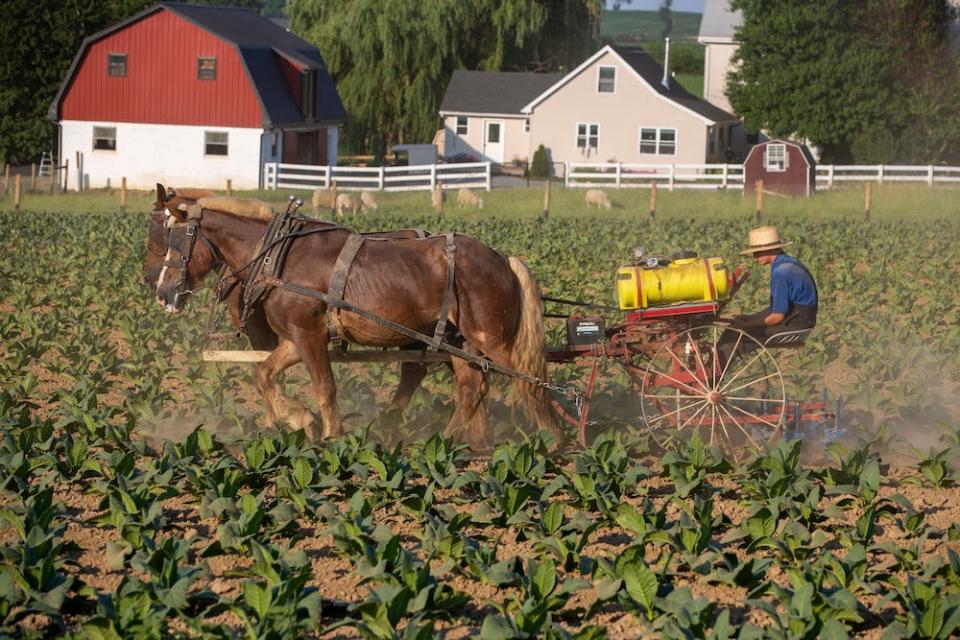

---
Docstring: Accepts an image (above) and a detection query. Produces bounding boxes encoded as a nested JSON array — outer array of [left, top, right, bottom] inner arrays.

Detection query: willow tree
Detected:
[[289, 0, 602, 156]]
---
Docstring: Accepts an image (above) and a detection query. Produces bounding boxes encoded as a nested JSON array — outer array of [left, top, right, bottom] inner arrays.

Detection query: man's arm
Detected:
[[764, 311, 785, 325]]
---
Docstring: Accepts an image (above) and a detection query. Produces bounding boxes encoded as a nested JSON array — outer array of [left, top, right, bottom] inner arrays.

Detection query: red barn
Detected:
[[48, 2, 346, 190], [743, 139, 816, 197]]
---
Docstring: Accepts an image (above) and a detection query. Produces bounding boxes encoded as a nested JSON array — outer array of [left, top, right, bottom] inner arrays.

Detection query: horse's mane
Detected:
[[197, 196, 275, 221], [176, 188, 216, 200]]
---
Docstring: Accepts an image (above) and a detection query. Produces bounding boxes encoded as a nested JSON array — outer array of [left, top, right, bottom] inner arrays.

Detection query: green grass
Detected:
[[10, 183, 960, 222], [673, 72, 703, 97], [601, 9, 703, 45]]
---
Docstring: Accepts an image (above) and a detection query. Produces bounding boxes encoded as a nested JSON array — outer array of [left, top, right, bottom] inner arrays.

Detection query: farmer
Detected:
[[718, 226, 818, 366]]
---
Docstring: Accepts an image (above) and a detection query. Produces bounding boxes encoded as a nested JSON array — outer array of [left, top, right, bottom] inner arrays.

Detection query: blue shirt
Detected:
[[770, 253, 818, 314]]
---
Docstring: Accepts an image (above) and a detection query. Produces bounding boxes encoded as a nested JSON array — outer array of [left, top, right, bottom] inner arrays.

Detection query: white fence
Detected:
[[566, 163, 743, 190], [565, 162, 960, 191], [815, 165, 960, 189], [263, 161, 491, 192]]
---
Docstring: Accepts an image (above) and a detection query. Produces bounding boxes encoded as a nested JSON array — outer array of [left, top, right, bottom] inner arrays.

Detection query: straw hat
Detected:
[[740, 226, 793, 255]]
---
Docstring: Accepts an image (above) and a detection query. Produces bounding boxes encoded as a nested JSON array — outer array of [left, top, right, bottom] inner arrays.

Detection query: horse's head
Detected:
[[154, 189, 221, 313]]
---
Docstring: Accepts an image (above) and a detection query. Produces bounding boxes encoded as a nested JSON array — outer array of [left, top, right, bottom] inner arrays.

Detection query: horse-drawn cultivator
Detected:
[[179, 194, 836, 458]]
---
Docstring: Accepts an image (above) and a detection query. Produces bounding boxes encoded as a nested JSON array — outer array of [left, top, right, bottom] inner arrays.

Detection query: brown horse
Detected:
[[153, 186, 562, 449], [144, 187, 433, 412]]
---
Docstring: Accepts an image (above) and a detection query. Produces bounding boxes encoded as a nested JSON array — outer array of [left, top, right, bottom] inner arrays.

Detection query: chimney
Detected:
[[661, 37, 671, 89]]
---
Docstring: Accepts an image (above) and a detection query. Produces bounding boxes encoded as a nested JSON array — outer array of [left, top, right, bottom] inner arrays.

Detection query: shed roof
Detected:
[[49, 2, 346, 126], [439, 70, 563, 116], [698, 0, 743, 42]]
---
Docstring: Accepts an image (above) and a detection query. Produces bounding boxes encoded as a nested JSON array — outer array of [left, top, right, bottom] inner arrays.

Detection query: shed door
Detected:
[[483, 120, 504, 163]]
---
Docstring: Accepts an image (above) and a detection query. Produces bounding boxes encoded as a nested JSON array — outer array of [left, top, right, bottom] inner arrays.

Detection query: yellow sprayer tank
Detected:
[[616, 257, 729, 310]]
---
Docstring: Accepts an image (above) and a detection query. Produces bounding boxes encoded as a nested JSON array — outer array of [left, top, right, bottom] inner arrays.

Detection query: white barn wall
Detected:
[[60, 120, 264, 190]]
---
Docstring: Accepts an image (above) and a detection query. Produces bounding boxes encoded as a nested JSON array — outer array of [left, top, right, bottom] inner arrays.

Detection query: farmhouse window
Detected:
[[764, 143, 788, 171], [205, 131, 228, 156], [456, 116, 468, 135], [576, 123, 599, 149], [524, 119, 530, 133], [639, 127, 676, 155], [92, 127, 116, 151], [107, 54, 126, 77], [197, 57, 217, 81], [598, 66, 616, 93]]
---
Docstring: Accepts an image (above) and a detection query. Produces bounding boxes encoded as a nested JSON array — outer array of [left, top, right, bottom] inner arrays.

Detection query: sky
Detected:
[[605, 0, 705, 12]]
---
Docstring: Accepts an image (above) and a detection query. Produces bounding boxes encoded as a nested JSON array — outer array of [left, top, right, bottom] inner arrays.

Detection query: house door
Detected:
[[483, 120, 504, 163]]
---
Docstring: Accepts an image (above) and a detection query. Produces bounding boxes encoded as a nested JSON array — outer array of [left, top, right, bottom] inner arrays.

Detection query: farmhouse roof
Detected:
[[520, 45, 738, 125], [48, 2, 346, 126], [439, 70, 563, 116], [698, 0, 742, 42]]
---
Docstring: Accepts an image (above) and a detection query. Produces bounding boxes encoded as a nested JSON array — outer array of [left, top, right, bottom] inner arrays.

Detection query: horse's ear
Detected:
[[156, 183, 166, 202]]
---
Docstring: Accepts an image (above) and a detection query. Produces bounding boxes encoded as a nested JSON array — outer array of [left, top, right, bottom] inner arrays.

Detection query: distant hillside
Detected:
[[601, 9, 703, 46]]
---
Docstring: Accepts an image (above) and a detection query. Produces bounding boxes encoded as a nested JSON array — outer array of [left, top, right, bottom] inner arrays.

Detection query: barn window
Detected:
[[639, 127, 676, 155], [598, 66, 616, 93], [765, 143, 788, 171], [93, 127, 116, 151], [204, 131, 228, 156], [576, 123, 599, 149], [197, 57, 217, 81], [456, 116, 468, 135], [107, 54, 127, 77]]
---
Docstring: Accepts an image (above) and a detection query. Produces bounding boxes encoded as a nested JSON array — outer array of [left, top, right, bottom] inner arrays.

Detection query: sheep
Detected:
[[360, 190, 379, 211], [311, 188, 335, 213], [336, 193, 361, 215], [585, 189, 612, 210], [456, 187, 484, 209]]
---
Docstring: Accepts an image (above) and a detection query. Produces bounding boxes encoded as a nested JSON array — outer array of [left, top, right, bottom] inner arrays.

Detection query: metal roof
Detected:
[[698, 0, 742, 41], [439, 70, 563, 115], [49, 2, 346, 126]]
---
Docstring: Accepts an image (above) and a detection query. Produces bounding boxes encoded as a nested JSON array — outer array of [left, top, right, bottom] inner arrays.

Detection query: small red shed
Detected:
[[743, 139, 816, 197]]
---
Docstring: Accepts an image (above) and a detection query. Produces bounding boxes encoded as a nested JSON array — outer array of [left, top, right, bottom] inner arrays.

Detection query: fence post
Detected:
[[30, 163, 36, 192], [120, 177, 127, 213], [721, 163, 728, 189], [928, 165, 934, 186], [378, 166, 385, 191], [13, 175, 21, 213], [433, 181, 443, 215], [331, 180, 338, 218], [755, 179, 763, 222], [877, 165, 884, 185], [649, 181, 657, 219], [827, 165, 834, 190], [76, 151, 83, 191], [668, 164, 675, 191], [430, 164, 437, 191], [63, 159, 69, 192], [864, 182, 871, 221], [226, 179, 232, 196], [615, 163, 622, 189], [485, 162, 492, 191], [542, 179, 550, 220]]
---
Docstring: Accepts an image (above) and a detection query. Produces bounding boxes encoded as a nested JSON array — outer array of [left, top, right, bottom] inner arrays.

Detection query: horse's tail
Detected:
[[508, 256, 565, 446]]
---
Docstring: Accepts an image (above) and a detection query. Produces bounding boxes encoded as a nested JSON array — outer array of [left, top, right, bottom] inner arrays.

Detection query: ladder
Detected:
[[38, 151, 53, 177]]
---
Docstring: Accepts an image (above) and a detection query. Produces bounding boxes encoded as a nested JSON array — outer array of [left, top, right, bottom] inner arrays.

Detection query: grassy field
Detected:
[[601, 10, 703, 45], [2, 186, 960, 637]]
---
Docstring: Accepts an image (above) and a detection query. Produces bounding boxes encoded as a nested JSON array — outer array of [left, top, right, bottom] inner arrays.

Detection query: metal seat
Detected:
[[764, 327, 813, 349]]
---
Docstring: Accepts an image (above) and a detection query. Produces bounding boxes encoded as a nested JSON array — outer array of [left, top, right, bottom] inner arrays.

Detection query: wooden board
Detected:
[[202, 349, 453, 364]]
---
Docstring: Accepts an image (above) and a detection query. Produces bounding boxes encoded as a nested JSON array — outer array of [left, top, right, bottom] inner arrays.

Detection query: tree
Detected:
[[659, 0, 673, 40], [727, 0, 960, 163], [288, 0, 602, 156], [0, 0, 150, 165]]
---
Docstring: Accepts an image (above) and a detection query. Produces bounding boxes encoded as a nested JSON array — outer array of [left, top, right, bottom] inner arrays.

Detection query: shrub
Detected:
[[530, 144, 550, 178]]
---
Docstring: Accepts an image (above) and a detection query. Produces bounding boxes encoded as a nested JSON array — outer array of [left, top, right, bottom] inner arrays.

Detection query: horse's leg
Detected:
[[254, 339, 313, 432], [443, 357, 490, 450], [388, 362, 429, 412], [291, 329, 341, 441]]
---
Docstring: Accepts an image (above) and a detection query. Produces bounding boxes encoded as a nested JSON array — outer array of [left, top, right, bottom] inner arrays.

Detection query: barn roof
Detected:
[[48, 2, 346, 126], [439, 70, 563, 116], [698, 0, 743, 42], [519, 45, 738, 125]]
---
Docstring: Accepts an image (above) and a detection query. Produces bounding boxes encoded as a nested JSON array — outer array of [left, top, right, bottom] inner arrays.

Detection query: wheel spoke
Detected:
[[724, 395, 787, 404], [663, 343, 709, 393], [719, 403, 762, 450], [717, 330, 743, 385], [723, 371, 781, 396], [718, 348, 767, 394], [644, 398, 710, 427], [676, 400, 711, 432], [687, 331, 709, 387], [645, 368, 706, 396], [709, 405, 717, 447], [642, 393, 705, 401], [725, 400, 783, 431]]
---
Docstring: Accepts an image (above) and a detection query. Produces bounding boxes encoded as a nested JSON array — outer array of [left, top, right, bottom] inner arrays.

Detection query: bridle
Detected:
[[159, 202, 230, 307]]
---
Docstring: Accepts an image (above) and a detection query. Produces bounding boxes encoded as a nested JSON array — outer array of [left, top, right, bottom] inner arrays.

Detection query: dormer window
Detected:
[[598, 66, 616, 93], [198, 57, 216, 80], [108, 54, 127, 77]]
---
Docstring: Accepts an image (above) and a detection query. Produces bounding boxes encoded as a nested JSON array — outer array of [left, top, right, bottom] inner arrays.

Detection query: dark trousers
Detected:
[[717, 307, 817, 369]]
